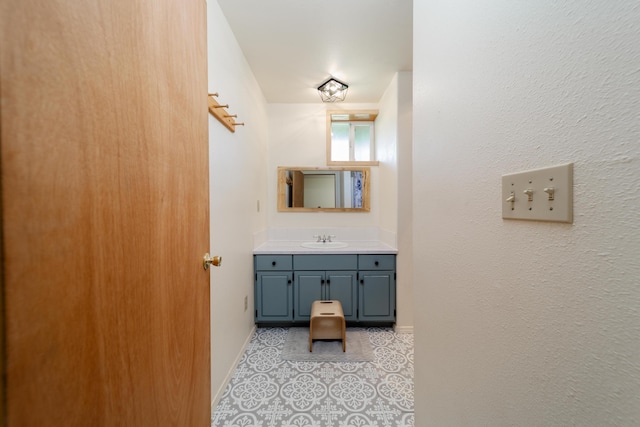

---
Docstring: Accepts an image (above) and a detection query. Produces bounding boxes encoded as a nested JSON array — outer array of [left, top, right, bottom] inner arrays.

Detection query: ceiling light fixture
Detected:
[[317, 77, 348, 102]]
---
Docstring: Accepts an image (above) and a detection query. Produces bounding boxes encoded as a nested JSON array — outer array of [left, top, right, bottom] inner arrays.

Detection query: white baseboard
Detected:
[[393, 325, 414, 334], [211, 324, 256, 411]]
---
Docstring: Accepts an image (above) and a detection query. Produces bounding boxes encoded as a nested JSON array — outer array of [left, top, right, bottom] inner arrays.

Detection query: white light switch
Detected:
[[502, 163, 573, 223]]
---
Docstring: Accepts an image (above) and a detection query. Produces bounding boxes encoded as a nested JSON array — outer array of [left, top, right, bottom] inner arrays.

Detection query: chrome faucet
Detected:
[[313, 234, 336, 243]]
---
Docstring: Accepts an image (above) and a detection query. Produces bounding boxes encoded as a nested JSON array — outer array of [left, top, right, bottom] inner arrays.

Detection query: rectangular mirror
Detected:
[[277, 166, 370, 212]]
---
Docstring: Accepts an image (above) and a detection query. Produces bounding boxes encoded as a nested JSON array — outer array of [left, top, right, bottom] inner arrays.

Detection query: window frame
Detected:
[[326, 110, 379, 166]]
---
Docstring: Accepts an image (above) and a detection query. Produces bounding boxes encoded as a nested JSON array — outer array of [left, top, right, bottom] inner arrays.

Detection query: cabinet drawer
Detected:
[[359, 254, 395, 270], [293, 254, 357, 270], [255, 255, 293, 270]]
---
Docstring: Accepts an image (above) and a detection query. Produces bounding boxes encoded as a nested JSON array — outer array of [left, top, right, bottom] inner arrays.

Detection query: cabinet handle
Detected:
[[374, 261, 379, 266], [288, 280, 292, 284], [272, 261, 276, 266], [360, 279, 364, 284], [321, 279, 325, 284], [327, 279, 330, 284]]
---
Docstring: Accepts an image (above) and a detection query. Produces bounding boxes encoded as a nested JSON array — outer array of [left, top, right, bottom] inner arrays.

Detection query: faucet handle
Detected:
[[313, 234, 321, 242], [327, 235, 336, 242]]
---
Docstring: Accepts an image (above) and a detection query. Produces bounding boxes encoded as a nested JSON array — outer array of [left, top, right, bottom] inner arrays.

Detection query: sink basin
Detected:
[[301, 241, 349, 249]]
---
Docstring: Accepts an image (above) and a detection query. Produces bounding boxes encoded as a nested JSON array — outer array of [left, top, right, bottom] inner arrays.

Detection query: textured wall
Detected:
[[413, 1, 640, 425]]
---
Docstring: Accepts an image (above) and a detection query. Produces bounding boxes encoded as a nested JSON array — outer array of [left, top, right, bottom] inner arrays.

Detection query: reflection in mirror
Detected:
[[277, 167, 370, 212]]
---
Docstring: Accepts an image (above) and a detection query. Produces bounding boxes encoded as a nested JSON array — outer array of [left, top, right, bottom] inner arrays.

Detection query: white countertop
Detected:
[[253, 240, 398, 255]]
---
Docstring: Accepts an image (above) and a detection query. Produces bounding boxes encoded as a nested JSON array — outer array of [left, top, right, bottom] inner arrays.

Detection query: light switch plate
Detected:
[[502, 163, 573, 223]]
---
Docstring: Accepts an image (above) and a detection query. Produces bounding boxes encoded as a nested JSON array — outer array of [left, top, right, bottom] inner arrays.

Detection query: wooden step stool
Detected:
[[309, 300, 346, 352]]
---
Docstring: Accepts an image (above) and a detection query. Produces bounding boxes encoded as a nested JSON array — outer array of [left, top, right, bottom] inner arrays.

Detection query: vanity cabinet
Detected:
[[293, 255, 358, 321], [254, 253, 395, 325], [254, 255, 293, 322], [358, 255, 396, 322]]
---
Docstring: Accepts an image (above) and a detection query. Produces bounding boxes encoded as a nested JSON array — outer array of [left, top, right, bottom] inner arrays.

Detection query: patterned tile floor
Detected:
[[211, 327, 414, 427]]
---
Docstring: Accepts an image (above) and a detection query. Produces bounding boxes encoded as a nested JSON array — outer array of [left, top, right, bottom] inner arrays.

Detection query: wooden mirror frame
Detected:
[[277, 166, 370, 212]]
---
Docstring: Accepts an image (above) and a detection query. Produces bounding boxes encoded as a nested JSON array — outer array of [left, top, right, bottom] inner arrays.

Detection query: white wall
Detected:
[[377, 75, 399, 235], [396, 72, 414, 331], [207, 0, 269, 406], [378, 72, 414, 331], [413, 1, 640, 426], [267, 103, 385, 230]]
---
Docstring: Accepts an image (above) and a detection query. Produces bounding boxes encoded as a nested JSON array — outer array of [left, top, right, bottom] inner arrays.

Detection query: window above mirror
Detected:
[[327, 110, 379, 166]]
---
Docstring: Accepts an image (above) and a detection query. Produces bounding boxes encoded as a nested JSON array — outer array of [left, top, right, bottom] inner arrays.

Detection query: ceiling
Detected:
[[216, 0, 413, 104]]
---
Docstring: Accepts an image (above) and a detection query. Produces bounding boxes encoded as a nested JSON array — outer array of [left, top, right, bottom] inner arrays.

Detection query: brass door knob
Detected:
[[203, 253, 222, 270]]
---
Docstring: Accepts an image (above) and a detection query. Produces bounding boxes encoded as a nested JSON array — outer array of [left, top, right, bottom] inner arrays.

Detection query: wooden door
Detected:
[[0, 0, 210, 425]]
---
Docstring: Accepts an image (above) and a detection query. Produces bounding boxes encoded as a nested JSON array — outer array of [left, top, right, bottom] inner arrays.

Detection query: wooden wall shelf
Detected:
[[207, 93, 244, 133]]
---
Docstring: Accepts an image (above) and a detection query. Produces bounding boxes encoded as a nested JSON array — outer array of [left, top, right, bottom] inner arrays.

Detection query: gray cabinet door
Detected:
[[359, 271, 396, 321], [256, 272, 293, 321], [326, 271, 357, 321], [294, 271, 324, 321], [294, 270, 358, 321]]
